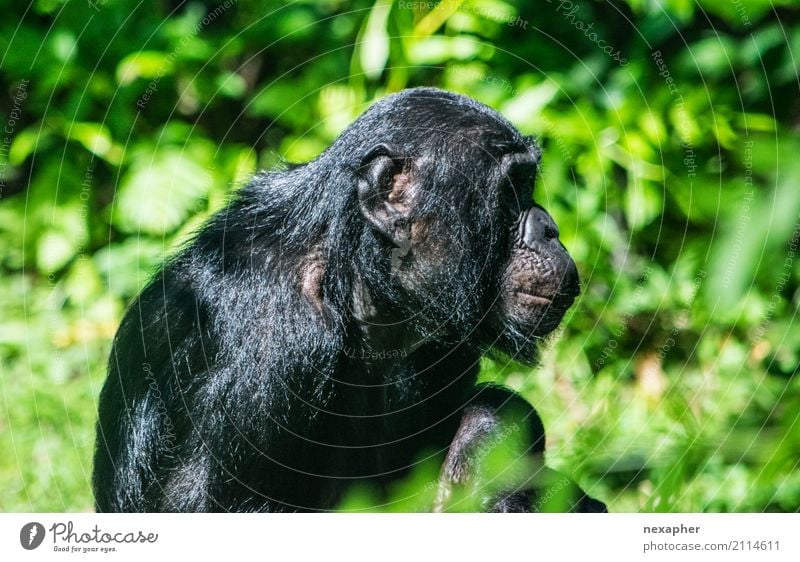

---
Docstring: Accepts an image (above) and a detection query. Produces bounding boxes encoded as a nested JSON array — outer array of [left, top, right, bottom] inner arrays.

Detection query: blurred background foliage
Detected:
[[0, 0, 798, 512]]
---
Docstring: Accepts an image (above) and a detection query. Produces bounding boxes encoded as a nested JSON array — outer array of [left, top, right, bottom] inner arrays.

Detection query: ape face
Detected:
[[349, 89, 579, 361]]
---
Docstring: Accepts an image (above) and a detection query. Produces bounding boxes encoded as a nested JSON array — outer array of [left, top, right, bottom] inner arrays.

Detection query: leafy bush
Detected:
[[0, 0, 798, 511]]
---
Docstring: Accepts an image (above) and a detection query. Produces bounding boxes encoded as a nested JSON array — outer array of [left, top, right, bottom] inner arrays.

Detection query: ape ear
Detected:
[[356, 143, 413, 245]]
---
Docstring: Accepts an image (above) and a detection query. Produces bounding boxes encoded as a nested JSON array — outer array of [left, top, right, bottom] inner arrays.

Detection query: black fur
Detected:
[[93, 88, 604, 512]]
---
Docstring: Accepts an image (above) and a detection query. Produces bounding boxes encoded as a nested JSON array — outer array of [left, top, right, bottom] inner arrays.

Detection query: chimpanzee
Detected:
[[93, 87, 606, 513]]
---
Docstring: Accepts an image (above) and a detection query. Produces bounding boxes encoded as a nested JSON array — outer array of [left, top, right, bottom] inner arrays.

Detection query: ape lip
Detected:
[[515, 293, 552, 306], [515, 291, 574, 306]]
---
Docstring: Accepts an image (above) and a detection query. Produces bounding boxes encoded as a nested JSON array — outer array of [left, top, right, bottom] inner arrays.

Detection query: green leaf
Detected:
[[467, 0, 517, 24], [32, 199, 87, 273], [93, 239, 165, 297], [625, 179, 664, 231], [64, 258, 102, 304], [230, 146, 258, 187], [360, 0, 392, 80], [66, 122, 122, 164], [318, 85, 360, 138], [280, 136, 328, 163], [407, 36, 490, 65], [9, 127, 46, 165], [116, 51, 172, 85], [50, 29, 77, 62], [36, 229, 79, 273], [501, 82, 559, 129], [112, 149, 214, 235], [697, 0, 782, 27], [215, 71, 247, 98]]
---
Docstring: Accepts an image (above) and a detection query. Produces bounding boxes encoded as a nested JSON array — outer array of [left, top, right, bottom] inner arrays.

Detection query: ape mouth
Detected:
[[514, 292, 553, 306], [514, 291, 575, 309]]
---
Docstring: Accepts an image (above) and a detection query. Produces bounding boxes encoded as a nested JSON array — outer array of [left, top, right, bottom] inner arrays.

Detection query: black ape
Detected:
[[93, 87, 605, 512]]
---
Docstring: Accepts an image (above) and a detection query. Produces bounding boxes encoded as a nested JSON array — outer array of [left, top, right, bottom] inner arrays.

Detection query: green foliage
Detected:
[[0, 0, 798, 512]]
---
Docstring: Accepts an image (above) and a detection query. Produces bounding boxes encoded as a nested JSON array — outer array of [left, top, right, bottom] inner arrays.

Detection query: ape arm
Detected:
[[435, 384, 606, 513]]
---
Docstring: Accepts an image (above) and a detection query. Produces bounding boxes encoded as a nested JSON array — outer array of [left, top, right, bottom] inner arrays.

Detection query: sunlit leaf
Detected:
[[112, 149, 214, 235], [501, 82, 559, 128], [116, 51, 172, 85], [36, 229, 78, 273], [66, 122, 122, 164], [407, 36, 490, 65], [360, 0, 392, 80], [625, 179, 664, 231], [9, 127, 45, 165]]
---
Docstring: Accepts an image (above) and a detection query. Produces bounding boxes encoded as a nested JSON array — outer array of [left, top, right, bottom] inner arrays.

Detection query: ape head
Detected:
[[326, 88, 579, 362]]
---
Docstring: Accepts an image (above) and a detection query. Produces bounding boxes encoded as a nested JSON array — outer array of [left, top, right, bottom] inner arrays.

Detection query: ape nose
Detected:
[[520, 205, 560, 247]]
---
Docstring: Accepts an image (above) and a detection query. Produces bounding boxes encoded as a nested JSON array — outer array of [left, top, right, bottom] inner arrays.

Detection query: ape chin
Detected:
[[93, 87, 605, 513]]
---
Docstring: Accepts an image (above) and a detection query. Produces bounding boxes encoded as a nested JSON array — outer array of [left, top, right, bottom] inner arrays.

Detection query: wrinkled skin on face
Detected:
[[499, 205, 579, 334]]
